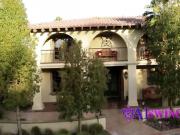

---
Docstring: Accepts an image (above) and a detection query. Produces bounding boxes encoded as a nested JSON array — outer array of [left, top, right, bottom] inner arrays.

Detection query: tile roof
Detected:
[[29, 16, 145, 32]]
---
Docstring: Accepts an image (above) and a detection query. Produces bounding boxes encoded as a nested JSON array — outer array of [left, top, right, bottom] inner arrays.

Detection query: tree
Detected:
[[87, 59, 108, 120], [144, 0, 180, 107], [0, 0, 39, 134], [55, 16, 62, 21], [57, 40, 108, 132]]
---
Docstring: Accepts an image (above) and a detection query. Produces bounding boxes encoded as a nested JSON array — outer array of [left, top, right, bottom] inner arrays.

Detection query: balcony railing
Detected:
[[88, 47, 127, 61], [40, 47, 151, 64], [41, 50, 65, 63]]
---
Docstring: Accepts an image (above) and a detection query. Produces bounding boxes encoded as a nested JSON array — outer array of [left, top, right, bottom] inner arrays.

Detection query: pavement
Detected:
[[103, 109, 180, 135]]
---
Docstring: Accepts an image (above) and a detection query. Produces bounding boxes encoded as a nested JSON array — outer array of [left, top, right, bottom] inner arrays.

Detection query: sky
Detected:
[[22, 0, 151, 24]]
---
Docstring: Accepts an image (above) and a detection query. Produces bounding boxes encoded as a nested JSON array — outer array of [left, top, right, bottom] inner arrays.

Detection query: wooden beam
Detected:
[[49, 28, 53, 32], [41, 28, 45, 33], [57, 28, 61, 31]]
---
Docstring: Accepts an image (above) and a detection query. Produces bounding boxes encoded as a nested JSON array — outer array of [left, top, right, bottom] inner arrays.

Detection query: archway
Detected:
[[90, 31, 127, 107], [42, 33, 74, 63], [89, 31, 127, 61]]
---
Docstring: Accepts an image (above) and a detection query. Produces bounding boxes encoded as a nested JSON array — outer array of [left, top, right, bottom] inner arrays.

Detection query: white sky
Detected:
[[22, 0, 151, 24]]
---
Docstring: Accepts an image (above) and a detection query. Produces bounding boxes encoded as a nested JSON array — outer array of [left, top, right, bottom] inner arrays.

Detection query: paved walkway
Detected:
[[103, 109, 180, 135]]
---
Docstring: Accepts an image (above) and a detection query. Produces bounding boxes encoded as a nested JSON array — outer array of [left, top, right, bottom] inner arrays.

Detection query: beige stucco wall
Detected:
[[136, 69, 148, 99], [41, 71, 56, 102], [123, 69, 149, 100]]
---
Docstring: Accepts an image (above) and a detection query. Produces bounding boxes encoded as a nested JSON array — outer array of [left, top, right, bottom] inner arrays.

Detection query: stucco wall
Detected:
[[136, 69, 148, 99], [123, 69, 149, 100], [41, 71, 56, 102]]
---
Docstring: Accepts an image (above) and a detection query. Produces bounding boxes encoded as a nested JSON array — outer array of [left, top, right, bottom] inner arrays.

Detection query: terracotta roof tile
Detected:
[[29, 16, 145, 31]]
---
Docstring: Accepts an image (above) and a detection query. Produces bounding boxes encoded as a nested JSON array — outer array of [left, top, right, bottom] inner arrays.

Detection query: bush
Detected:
[[0, 108, 3, 119], [97, 130, 111, 135], [76, 131, 90, 135], [88, 123, 103, 135], [56, 129, 70, 135], [81, 125, 89, 132], [22, 129, 30, 135], [44, 128, 54, 135], [31, 126, 41, 135], [3, 133, 14, 135]]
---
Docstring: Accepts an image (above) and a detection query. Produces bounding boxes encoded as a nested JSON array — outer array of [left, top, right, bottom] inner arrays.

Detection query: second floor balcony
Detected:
[[40, 47, 152, 64], [40, 47, 128, 64]]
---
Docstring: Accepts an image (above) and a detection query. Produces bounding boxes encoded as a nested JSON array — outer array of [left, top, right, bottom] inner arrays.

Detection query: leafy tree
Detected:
[[144, 0, 180, 107], [0, 0, 39, 134], [87, 59, 108, 121], [55, 16, 62, 21], [57, 40, 108, 132]]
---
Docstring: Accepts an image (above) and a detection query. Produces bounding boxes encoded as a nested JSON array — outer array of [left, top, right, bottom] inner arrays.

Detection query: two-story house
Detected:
[[29, 17, 157, 110]]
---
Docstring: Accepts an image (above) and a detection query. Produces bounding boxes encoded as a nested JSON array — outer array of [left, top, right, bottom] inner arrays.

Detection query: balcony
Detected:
[[41, 47, 128, 64], [41, 50, 65, 64], [40, 47, 156, 69]]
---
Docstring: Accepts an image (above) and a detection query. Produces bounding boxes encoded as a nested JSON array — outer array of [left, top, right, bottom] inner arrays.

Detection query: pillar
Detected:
[[32, 89, 44, 110], [128, 64, 138, 106], [32, 71, 45, 110]]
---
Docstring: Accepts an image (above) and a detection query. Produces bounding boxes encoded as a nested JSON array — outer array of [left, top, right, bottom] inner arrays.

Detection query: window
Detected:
[[52, 71, 61, 93]]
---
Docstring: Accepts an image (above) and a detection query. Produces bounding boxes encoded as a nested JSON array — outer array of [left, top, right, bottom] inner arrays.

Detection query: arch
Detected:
[[90, 31, 127, 48], [89, 31, 128, 61], [44, 33, 74, 45], [41, 33, 74, 62]]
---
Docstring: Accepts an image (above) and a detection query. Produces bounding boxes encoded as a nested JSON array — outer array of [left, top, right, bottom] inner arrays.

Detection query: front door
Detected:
[[105, 67, 122, 102]]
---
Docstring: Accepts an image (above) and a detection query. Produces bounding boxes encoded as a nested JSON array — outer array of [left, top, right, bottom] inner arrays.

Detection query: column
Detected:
[[32, 89, 44, 110], [128, 64, 138, 106], [32, 71, 44, 110], [127, 39, 138, 106]]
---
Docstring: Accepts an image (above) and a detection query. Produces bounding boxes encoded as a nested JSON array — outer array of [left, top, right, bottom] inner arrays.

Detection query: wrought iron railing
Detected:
[[88, 47, 127, 61], [40, 47, 151, 63]]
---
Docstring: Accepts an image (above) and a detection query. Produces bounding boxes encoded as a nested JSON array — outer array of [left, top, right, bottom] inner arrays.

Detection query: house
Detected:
[[29, 17, 157, 110]]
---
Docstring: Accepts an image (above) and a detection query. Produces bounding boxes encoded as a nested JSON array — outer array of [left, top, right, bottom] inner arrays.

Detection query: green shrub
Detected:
[[97, 130, 111, 135], [56, 129, 70, 135], [88, 123, 103, 135], [176, 99, 180, 106], [22, 129, 30, 135], [3, 133, 14, 135], [81, 124, 89, 132], [77, 131, 90, 135], [31, 126, 41, 135], [44, 128, 54, 135], [0, 108, 3, 119]]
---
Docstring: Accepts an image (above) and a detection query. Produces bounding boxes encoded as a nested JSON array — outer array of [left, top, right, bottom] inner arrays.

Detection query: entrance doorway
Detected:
[[105, 67, 124, 108]]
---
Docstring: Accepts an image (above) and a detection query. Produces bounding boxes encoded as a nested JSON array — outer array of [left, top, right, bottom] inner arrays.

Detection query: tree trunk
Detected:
[[95, 113, 100, 124], [78, 114, 82, 132], [16, 106, 22, 135]]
